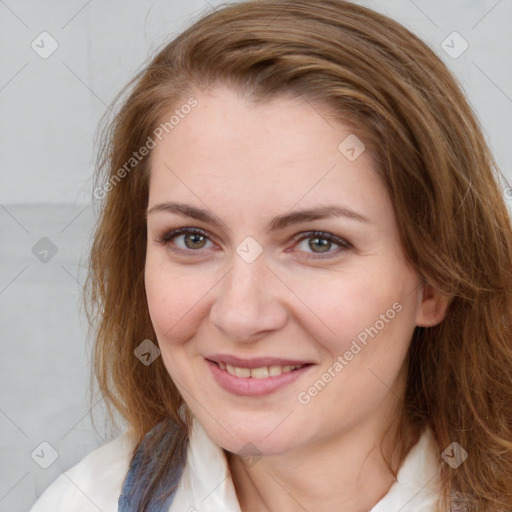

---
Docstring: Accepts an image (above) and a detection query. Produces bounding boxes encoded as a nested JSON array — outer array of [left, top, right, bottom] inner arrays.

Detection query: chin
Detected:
[[195, 411, 304, 457]]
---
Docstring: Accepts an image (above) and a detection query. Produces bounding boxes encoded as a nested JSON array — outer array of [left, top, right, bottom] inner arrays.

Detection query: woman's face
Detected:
[[145, 85, 444, 457]]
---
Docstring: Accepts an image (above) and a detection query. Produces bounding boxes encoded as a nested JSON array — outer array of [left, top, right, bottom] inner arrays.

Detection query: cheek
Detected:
[[144, 258, 208, 385], [286, 264, 414, 347], [293, 273, 417, 424], [144, 251, 214, 347], [295, 266, 419, 398]]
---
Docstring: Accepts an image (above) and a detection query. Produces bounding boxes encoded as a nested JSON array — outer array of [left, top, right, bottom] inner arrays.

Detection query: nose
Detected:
[[209, 250, 288, 343]]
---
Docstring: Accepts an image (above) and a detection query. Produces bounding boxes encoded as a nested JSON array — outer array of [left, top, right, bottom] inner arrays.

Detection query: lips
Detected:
[[206, 354, 313, 369], [206, 354, 312, 378], [205, 354, 314, 396]]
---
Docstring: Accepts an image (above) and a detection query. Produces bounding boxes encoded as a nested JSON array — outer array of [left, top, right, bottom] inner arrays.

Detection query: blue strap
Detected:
[[118, 422, 187, 512]]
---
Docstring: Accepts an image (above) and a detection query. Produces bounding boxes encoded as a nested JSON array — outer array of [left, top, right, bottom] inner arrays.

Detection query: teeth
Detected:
[[235, 366, 251, 378], [251, 367, 269, 379], [221, 362, 303, 378], [268, 365, 282, 377]]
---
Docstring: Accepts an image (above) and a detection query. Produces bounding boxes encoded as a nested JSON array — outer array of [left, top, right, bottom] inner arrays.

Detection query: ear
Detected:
[[415, 282, 450, 327]]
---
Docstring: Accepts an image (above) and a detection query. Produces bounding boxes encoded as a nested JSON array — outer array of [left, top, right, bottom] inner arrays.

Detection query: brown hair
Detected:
[[84, 1, 512, 510]]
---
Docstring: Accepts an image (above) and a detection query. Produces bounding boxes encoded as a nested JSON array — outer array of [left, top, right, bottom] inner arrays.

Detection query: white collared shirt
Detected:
[[29, 418, 444, 512]]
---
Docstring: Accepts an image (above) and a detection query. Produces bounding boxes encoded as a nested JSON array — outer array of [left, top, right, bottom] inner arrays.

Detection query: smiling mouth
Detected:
[[210, 360, 310, 379]]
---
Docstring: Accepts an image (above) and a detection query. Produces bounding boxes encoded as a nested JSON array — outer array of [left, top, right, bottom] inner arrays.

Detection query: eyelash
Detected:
[[155, 227, 352, 259]]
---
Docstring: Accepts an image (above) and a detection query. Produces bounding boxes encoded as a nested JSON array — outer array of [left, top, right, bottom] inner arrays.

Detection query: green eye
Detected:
[[157, 228, 352, 259], [292, 231, 352, 258]]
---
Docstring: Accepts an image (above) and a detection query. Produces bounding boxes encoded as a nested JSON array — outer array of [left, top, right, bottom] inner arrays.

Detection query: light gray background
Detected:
[[1, 1, 511, 511]]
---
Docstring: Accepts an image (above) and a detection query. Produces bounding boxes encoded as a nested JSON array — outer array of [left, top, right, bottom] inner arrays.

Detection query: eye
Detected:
[[290, 231, 352, 258], [155, 227, 352, 258], [156, 227, 214, 254]]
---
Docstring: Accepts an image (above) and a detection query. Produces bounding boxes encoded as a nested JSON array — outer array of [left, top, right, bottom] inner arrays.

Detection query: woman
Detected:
[[30, 0, 512, 511]]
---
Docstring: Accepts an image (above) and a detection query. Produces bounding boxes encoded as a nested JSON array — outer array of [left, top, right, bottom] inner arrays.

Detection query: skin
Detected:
[[144, 85, 448, 512]]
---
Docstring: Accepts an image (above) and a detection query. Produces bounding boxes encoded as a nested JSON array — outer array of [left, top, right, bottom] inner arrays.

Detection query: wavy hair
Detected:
[[84, 1, 512, 510]]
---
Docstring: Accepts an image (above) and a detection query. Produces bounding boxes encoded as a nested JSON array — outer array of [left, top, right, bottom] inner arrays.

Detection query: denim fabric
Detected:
[[118, 422, 186, 512]]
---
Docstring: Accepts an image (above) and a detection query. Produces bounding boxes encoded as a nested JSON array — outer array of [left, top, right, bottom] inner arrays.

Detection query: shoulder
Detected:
[[29, 430, 137, 512]]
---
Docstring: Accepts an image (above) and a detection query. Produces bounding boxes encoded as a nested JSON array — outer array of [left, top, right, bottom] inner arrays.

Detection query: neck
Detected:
[[227, 413, 419, 512]]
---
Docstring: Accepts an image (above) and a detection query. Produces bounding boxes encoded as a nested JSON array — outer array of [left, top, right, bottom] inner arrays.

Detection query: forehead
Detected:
[[147, 85, 389, 223]]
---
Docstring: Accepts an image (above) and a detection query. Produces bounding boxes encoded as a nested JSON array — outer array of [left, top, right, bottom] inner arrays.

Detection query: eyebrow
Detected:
[[146, 201, 370, 232]]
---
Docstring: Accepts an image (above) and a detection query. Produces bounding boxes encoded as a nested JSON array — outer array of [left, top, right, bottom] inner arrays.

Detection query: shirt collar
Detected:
[[169, 415, 241, 511]]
